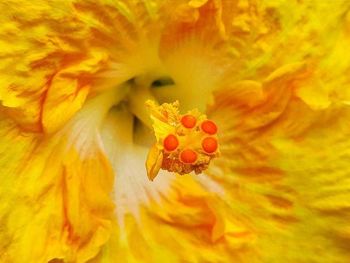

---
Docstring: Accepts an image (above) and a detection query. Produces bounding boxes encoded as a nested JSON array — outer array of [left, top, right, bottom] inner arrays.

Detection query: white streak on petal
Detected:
[[195, 174, 225, 196], [100, 106, 174, 226]]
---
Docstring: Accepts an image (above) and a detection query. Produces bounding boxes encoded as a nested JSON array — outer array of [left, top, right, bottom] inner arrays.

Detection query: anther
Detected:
[[181, 115, 197, 128], [201, 120, 217, 135], [180, 149, 198, 164], [202, 137, 218, 153], [163, 134, 179, 151]]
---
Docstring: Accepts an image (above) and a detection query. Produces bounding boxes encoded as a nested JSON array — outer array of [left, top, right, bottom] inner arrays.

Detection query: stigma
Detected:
[[145, 100, 220, 181]]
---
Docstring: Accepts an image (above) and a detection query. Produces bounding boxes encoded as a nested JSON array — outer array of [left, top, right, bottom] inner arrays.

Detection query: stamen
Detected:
[[201, 120, 217, 135], [145, 100, 220, 181], [181, 114, 197, 128], [163, 134, 179, 151], [180, 149, 198, 163], [202, 137, 218, 153]]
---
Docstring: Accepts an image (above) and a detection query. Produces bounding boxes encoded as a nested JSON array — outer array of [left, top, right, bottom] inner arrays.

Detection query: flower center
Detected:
[[66, 65, 220, 222]]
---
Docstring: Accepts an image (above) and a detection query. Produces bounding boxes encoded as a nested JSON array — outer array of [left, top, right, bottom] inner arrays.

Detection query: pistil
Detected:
[[145, 100, 220, 181]]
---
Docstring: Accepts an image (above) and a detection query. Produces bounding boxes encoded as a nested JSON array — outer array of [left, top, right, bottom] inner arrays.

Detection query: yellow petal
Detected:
[[146, 144, 163, 181], [0, 115, 115, 262], [207, 63, 350, 262], [42, 80, 90, 133]]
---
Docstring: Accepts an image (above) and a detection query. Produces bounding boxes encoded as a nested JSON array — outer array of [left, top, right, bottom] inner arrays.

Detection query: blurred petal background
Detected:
[[1, 0, 350, 262]]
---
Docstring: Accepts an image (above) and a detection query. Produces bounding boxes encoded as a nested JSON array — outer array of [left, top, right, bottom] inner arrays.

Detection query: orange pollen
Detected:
[[181, 115, 197, 128], [180, 149, 198, 164], [163, 134, 179, 151], [202, 137, 218, 153], [201, 120, 217, 135]]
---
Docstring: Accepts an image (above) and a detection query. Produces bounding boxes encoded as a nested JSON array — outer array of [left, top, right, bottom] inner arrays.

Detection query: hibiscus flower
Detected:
[[1, 0, 350, 262]]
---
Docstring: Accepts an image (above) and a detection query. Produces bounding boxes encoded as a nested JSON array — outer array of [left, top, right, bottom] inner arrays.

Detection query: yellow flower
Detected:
[[1, 0, 350, 262]]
